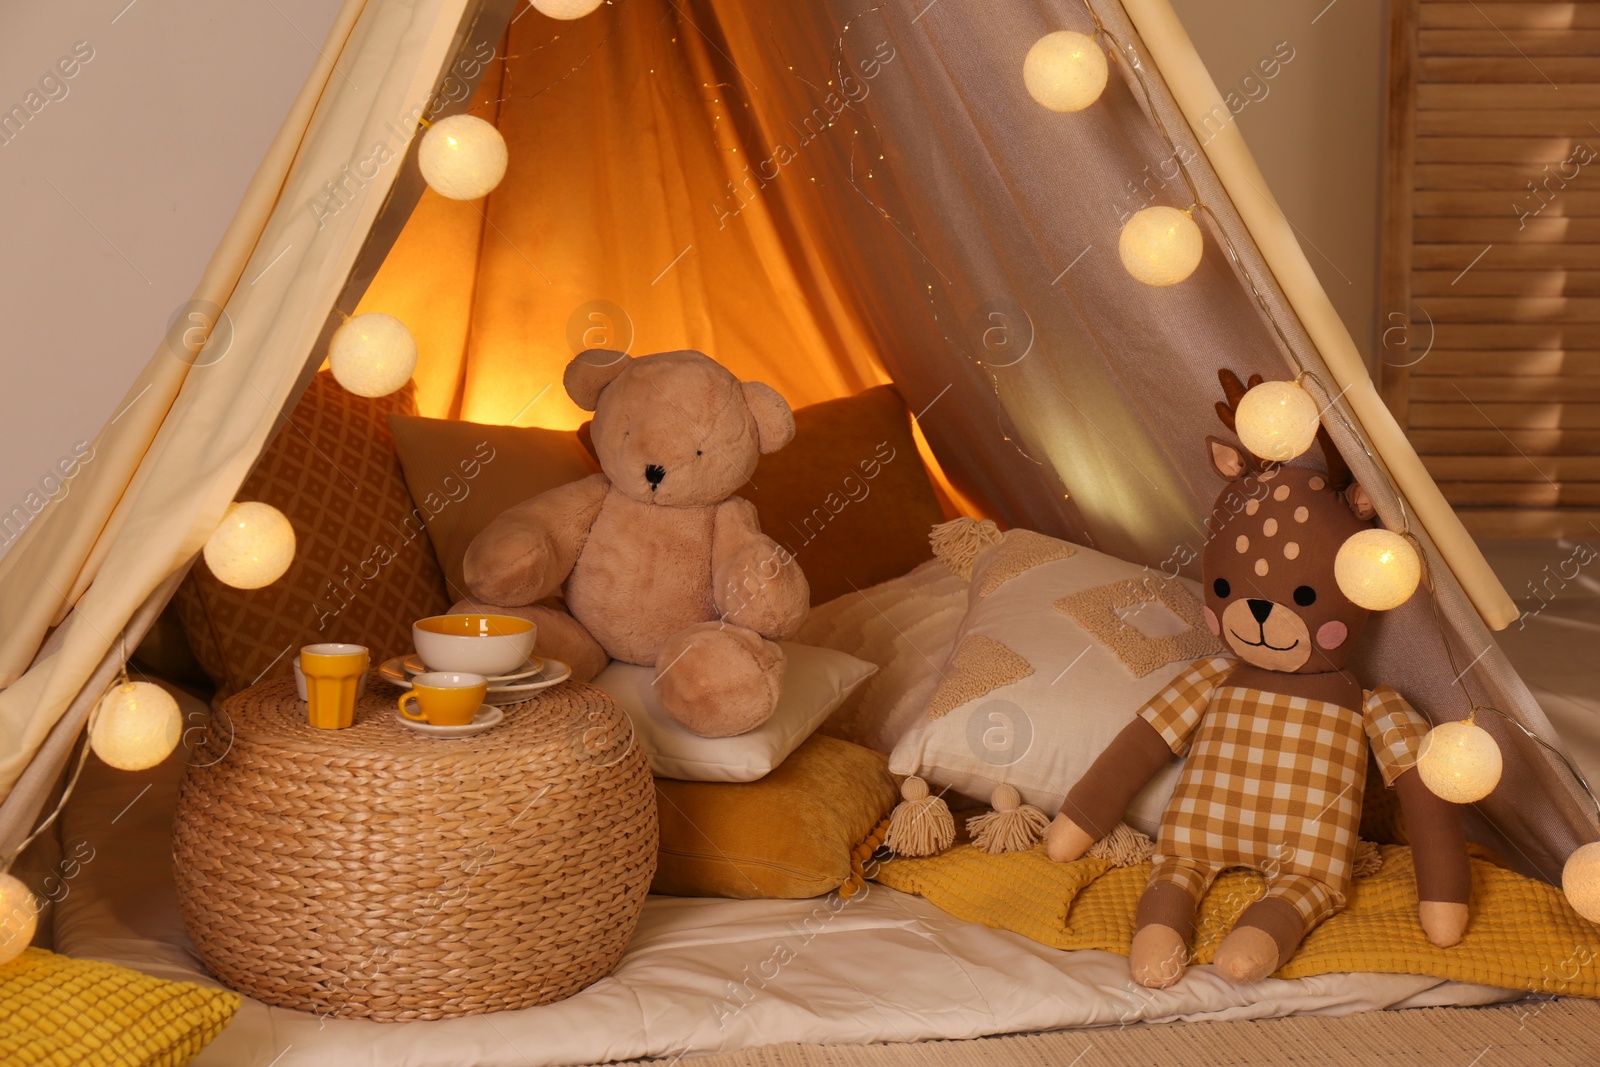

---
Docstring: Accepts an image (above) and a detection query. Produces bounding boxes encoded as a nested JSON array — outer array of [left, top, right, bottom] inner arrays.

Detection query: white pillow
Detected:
[[888, 530, 1226, 837], [594, 641, 877, 782], [796, 558, 970, 754]]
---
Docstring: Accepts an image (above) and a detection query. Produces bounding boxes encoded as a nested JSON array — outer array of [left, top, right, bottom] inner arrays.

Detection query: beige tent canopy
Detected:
[[0, 0, 1594, 898]]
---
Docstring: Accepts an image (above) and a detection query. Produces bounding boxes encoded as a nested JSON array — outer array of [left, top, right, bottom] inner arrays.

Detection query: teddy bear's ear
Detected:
[[564, 350, 632, 411], [742, 381, 796, 454]]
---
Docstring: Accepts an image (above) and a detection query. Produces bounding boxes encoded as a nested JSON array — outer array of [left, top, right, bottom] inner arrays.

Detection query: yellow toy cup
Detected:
[[399, 672, 489, 727], [300, 643, 369, 730]]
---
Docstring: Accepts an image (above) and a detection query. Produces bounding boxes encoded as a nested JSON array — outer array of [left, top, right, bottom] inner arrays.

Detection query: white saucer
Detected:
[[402, 653, 545, 683], [378, 656, 573, 703], [395, 705, 504, 738]]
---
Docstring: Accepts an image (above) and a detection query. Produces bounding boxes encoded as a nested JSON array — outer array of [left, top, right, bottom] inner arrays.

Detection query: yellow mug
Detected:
[[399, 672, 488, 727], [300, 643, 369, 730]]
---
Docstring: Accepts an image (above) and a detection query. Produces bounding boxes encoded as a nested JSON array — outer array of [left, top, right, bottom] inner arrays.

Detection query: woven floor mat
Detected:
[[612, 999, 1600, 1067]]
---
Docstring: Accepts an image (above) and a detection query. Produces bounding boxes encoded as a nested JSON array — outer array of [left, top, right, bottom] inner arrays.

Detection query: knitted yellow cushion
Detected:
[[0, 948, 239, 1066], [875, 842, 1600, 996]]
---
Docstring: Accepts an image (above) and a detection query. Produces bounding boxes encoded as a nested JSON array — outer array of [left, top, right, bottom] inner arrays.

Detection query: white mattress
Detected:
[[52, 694, 1519, 1067]]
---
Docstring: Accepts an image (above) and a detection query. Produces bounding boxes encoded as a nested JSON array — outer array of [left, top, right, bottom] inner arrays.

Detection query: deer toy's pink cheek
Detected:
[[1315, 621, 1348, 649], [1204, 606, 1220, 635]]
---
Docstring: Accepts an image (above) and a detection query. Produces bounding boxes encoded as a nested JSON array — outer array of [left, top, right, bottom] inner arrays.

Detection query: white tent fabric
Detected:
[[0, 0, 476, 851]]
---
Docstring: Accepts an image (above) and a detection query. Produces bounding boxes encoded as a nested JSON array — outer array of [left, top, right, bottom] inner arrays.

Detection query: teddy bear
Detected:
[[1044, 370, 1470, 988], [456, 349, 811, 737]]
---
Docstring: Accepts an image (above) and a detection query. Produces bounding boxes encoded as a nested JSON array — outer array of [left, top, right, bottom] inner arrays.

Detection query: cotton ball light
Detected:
[[0, 874, 38, 967], [1563, 842, 1600, 923], [1416, 719, 1503, 804], [1023, 31, 1109, 113], [418, 114, 508, 200], [531, 0, 604, 18], [1235, 379, 1322, 462], [1119, 206, 1204, 286], [329, 313, 417, 398], [1334, 528, 1421, 611], [204, 501, 295, 590], [90, 681, 183, 772]]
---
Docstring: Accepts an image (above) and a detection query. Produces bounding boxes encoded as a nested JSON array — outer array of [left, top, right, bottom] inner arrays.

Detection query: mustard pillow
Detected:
[[653, 734, 899, 899], [0, 948, 239, 1066]]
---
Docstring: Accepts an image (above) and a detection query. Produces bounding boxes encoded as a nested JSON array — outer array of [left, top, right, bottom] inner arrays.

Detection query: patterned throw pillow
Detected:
[[0, 948, 239, 1065], [888, 527, 1225, 837], [175, 372, 452, 697]]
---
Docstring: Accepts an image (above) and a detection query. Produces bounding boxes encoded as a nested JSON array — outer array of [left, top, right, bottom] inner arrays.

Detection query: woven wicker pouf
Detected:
[[173, 676, 657, 1021]]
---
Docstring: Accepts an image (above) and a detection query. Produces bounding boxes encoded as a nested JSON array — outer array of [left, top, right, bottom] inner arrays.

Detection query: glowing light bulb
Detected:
[[1417, 719, 1503, 804], [0, 874, 37, 966], [90, 681, 183, 772], [329, 312, 417, 398], [418, 115, 507, 200], [1235, 379, 1321, 462], [532, 0, 604, 18], [1119, 206, 1204, 286], [1335, 528, 1421, 611], [204, 501, 295, 590], [1023, 31, 1109, 113], [1562, 841, 1600, 923]]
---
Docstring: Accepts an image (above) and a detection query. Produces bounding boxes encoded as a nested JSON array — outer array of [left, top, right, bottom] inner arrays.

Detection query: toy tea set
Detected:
[[293, 613, 572, 738]]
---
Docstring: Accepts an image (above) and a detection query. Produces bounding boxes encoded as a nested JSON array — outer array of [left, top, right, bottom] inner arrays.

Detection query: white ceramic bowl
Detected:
[[412, 614, 537, 676]]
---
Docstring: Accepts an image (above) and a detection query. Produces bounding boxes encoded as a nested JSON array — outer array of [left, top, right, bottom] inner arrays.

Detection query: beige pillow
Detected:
[[387, 415, 599, 598], [888, 529, 1225, 837]]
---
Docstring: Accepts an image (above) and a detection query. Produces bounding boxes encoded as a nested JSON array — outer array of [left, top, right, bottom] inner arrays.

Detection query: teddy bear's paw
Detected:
[[654, 623, 784, 737], [1129, 924, 1189, 989], [1213, 925, 1280, 984]]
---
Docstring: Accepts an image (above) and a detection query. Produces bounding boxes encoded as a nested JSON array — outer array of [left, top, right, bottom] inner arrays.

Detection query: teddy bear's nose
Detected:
[[1247, 599, 1274, 624], [645, 464, 666, 488]]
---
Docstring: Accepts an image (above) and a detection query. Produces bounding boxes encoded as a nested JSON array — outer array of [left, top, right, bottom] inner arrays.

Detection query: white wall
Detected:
[[0, 0, 1388, 558], [1168, 0, 1386, 367], [0, 0, 346, 557]]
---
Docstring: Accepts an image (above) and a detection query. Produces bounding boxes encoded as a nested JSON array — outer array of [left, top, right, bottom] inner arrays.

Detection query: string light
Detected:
[[1234, 378, 1321, 462], [1335, 528, 1421, 611], [1118, 205, 1203, 286], [204, 501, 295, 590], [1023, 31, 1108, 113], [329, 312, 418, 398], [1564, 842, 1600, 923], [1416, 717, 1503, 804], [0, 873, 36, 967], [531, 0, 604, 17], [89, 680, 183, 771], [418, 115, 508, 200]]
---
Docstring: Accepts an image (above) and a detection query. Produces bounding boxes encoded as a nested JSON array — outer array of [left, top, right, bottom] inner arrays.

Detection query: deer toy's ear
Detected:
[[1206, 435, 1247, 479], [1345, 483, 1377, 521], [564, 350, 632, 411]]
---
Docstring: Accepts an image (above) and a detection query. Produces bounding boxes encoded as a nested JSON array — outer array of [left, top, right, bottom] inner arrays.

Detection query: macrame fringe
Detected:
[[966, 784, 1051, 854], [930, 517, 1004, 580], [885, 776, 955, 857], [1086, 823, 1155, 867], [1353, 839, 1384, 878]]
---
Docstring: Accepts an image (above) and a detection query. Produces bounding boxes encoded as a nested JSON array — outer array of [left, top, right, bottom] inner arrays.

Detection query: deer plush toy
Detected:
[[1047, 370, 1471, 988]]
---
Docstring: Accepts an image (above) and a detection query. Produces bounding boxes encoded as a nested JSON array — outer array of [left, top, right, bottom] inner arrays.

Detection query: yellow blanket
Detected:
[[873, 842, 1600, 996]]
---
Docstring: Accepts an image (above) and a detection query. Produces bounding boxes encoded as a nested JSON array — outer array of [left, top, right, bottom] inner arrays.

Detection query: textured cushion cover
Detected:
[[0, 947, 239, 1065], [652, 734, 899, 899], [889, 529, 1223, 836], [387, 414, 599, 597], [582, 385, 947, 605], [875, 840, 1600, 993], [174, 372, 452, 697], [593, 642, 877, 782]]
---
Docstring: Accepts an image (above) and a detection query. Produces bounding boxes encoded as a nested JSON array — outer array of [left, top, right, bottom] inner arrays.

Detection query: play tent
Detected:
[[0, 0, 1595, 1044]]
